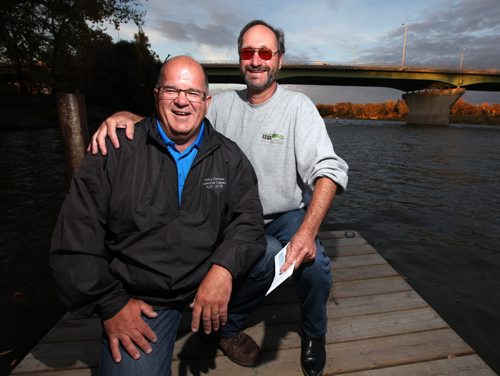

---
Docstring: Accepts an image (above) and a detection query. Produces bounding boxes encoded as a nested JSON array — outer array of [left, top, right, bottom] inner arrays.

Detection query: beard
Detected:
[[240, 65, 280, 91]]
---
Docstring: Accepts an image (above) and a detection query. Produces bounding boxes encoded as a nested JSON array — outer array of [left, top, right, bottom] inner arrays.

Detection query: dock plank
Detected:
[[38, 289, 430, 347], [331, 253, 387, 268], [335, 355, 497, 376], [12, 230, 497, 375], [169, 329, 477, 376], [12, 370, 96, 376], [330, 290, 428, 318], [328, 243, 378, 257], [11, 340, 100, 374], [333, 276, 413, 298], [334, 263, 399, 281], [40, 317, 101, 343]]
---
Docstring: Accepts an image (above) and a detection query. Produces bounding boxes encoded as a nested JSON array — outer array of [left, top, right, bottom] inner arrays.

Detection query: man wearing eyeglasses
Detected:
[[50, 55, 266, 376], [90, 20, 348, 376]]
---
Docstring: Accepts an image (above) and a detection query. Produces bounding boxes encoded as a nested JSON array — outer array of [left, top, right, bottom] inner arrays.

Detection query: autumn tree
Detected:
[[316, 100, 409, 120]]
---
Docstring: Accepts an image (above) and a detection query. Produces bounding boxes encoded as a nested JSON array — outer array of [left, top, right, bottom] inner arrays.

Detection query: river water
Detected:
[[1, 120, 499, 374]]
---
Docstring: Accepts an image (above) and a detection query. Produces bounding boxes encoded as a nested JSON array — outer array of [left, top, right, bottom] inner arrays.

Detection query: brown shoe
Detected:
[[217, 332, 260, 367]]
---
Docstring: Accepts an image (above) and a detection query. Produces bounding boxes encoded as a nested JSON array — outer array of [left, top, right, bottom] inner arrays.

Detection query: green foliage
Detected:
[[0, 0, 146, 94], [86, 30, 161, 115]]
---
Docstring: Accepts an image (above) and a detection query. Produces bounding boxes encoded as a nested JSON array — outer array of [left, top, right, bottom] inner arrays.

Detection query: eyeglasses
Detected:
[[239, 47, 279, 61], [156, 86, 207, 103]]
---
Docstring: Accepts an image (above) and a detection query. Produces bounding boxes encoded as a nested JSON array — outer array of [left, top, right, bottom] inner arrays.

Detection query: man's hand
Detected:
[[190, 264, 233, 334], [280, 177, 337, 273], [102, 298, 158, 363], [89, 111, 143, 155], [280, 229, 317, 273]]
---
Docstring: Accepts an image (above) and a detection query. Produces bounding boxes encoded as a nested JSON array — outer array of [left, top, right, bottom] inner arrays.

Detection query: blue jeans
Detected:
[[222, 209, 332, 339], [100, 309, 182, 376], [221, 234, 276, 338]]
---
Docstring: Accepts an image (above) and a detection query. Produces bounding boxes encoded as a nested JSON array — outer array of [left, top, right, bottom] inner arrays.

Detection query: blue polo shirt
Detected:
[[157, 119, 205, 203]]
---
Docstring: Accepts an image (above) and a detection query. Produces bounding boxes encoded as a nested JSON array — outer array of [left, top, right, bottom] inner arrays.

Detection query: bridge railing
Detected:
[[199, 60, 500, 74]]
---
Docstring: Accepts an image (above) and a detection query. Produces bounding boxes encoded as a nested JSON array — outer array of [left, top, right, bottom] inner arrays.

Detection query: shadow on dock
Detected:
[[12, 230, 497, 376]]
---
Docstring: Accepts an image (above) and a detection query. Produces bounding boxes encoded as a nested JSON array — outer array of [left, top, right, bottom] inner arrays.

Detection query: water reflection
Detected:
[[0, 127, 67, 375], [326, 119, 500, 373], [1, 121, 500, 374]]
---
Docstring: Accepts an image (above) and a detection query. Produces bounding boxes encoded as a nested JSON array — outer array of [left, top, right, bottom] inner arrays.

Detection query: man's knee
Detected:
[[246, 235, 280, 281], [297, 244, 332, 287], [266, 235, 283, 255], [99, 309, 180, 375], [100, 345, 171, 376], [259, 235, 283, 271]]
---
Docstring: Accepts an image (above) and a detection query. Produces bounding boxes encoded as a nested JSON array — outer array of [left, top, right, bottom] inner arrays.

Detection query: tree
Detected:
[[86, 29, 161, 115], [0, 0, 145, 94]]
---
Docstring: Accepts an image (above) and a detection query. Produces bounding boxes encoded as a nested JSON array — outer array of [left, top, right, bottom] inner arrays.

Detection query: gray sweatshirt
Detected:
[[207, 84, 348, 217]]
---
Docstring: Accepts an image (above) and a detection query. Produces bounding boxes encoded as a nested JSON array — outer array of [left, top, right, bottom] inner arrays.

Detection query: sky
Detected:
[[110, 0, 500, 104]]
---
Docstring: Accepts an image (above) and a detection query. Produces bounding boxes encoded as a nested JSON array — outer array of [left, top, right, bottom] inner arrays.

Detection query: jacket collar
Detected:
[[145, 116, 220, 155]]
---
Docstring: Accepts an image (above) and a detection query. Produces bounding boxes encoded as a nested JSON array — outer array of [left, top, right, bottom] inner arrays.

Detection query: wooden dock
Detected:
[[12, 230, 497, 375]]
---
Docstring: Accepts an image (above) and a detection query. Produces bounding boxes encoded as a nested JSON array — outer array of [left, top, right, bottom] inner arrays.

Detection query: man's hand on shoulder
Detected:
[[89, 111, 144, 156], [190, 264, 233, 334], [102, 298, 158, 363]]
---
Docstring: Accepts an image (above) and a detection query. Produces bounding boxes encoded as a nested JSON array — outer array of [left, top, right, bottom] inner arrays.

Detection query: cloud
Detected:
[[141, 0, 245, 59], [361, 0, 500, 69], [126, 0, 499, 69], [154, 20, 235, 48], [111, 0, 500, 103]]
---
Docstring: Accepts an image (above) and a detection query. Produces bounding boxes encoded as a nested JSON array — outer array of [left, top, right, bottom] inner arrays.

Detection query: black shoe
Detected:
[[300, 332, 326, 376]]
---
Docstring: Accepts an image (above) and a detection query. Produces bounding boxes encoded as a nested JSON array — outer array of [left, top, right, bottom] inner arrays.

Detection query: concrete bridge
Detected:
[[202, 63, 500, 125]]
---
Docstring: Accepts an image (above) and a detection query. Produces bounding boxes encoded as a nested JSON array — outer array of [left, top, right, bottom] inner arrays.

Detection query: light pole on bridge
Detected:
[[401, 23, 408, 68]]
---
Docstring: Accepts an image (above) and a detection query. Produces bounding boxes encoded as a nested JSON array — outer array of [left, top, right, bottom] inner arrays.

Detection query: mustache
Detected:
[[246, 67, 269, 73]]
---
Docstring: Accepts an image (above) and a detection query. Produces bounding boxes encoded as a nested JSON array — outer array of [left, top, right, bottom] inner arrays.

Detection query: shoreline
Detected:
[[3, 114, 499, 131], [2, 94, 500, 131], [322, 114, 500, 126]]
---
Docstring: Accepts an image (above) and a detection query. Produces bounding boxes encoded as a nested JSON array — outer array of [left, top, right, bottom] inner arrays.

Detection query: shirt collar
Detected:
[[156, 119, 205, 152]]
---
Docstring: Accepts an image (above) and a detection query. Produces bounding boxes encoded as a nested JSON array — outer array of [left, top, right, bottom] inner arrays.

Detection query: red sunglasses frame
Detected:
[[239, 48, 279, 61]]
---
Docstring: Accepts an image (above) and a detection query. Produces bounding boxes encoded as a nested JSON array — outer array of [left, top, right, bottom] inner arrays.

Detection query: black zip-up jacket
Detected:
[[50, 118, 265, 320]]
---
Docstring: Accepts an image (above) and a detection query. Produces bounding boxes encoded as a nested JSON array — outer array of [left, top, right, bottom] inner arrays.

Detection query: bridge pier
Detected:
[[402, 88, 465, 126]]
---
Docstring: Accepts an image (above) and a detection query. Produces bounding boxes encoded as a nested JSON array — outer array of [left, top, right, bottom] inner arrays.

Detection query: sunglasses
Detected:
[[239, 47, 279, 61]]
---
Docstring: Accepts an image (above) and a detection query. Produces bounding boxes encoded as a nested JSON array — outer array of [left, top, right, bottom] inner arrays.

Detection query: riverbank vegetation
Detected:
[[317, 100, 500, 125], [3, 89, 500, 131]]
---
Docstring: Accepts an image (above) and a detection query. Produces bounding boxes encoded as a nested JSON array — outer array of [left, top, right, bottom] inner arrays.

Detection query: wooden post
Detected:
[[56, 93, 89, 182]]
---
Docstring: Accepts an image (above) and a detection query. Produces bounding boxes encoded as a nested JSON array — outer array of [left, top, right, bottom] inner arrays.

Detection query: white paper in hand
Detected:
[[265, 243, 295, 296]]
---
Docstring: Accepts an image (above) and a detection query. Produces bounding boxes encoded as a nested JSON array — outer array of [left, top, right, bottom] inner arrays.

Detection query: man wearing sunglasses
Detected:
[[90, 20, 348, 376]]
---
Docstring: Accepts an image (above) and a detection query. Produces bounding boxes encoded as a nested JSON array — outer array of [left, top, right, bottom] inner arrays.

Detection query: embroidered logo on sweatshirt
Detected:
[[203, 177, 227, 190], [261, 132, 285, 145]]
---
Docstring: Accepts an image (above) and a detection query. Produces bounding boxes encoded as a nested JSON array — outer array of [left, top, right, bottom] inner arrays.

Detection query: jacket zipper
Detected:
[[150, 157, 165, 206]]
